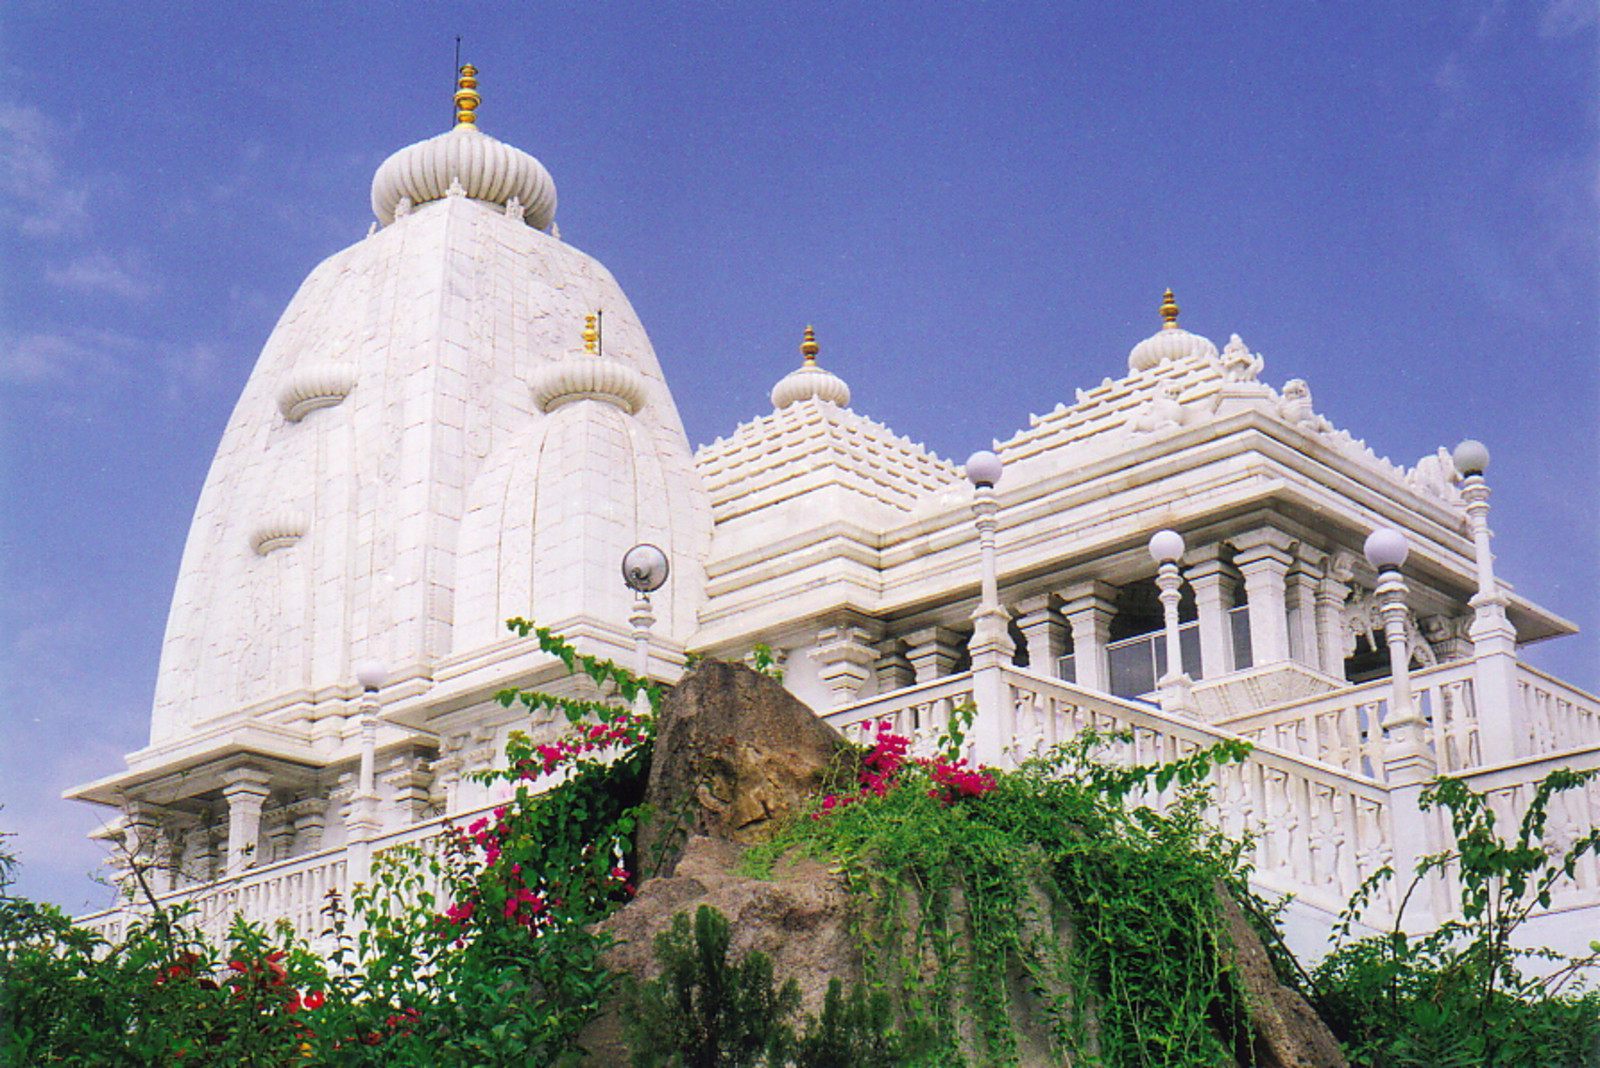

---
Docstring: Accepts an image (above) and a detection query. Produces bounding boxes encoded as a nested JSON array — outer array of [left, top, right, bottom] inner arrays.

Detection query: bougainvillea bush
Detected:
[[1, 624, 654, 1066], [6, 628, 1599, 1066]]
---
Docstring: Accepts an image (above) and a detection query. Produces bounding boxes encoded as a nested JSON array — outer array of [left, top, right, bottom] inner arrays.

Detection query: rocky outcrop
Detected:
[[1218, 889, 1350, 1068], [634, 659, 858, 879], [581, 659, 1348, 1067]]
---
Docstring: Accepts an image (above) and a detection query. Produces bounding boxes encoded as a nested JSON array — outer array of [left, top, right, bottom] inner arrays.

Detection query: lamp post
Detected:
[[1452, 439, 1522, 759], [1453, 440, 1506, 621], [965, 451, 1011, 655], [1149, 530, 1193, 713], [348, 658, 387, 886], [965, 450, 1012, 765], [1363, 530, 1432, 774], [1364, 527, 1441, 926], [622, 543, 669, 683]]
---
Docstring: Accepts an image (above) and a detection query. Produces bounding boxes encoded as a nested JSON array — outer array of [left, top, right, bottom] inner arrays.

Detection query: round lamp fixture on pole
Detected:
[[1452, 439, 1490, 478], [623, 543, 668, 684], [1363, 528, 1410, 572], [1148, 529, 1186, 564], [621, 543, 669, 593], [1147, 529, 1192, 711], [964, 450, 1003, 489], [354, 659, 389, 693]]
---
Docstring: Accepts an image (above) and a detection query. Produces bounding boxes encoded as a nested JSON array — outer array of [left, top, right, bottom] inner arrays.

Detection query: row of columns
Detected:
[[809, 524, 1348, 710]]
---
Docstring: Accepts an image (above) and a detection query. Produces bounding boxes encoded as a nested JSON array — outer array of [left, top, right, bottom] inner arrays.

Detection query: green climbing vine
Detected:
[[747, 724, 1260, 1067]]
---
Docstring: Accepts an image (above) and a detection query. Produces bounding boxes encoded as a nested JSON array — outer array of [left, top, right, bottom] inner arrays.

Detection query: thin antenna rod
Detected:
[[596, 309, 605, 355], [453, 36, 462, 122]]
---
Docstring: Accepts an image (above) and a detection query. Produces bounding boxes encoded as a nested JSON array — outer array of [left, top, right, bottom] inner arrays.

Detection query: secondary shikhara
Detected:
[[69, 66, 1600, 965]]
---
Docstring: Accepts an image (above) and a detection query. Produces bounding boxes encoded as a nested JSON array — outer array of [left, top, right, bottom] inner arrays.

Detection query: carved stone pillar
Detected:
[[266, 810, 298, 864], [181, 821, 217, 886], [814, 622, 878, 707], [1061, 581, 1117, 692], [1014, 596, 1067, 678], [386, 759, 436, 823], [1315, 553, 1356, 679], [1185, 547, 1238, 681], [905, 626, 963, 684], [1286, 545, 1327, 671], [122, 803, 171, 895], [874, 639, 915, 692], [220, 766, 273, 874], [290, 798, 328, 854], [1232, 530, 1296, 667]]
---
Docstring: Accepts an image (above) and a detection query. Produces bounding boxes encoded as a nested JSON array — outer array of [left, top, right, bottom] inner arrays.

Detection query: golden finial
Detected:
[[582, 314, 599, 354], [1160, 288, 1180, 330], [799, 325, 820, 363], [454, 64, 481, 126]]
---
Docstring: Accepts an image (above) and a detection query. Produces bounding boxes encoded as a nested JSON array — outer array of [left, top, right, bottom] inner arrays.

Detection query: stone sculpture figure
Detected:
[[1129, 380, 1187, 434], [1276, 378, 1333, 434], [1221, 333, 1266, 382]]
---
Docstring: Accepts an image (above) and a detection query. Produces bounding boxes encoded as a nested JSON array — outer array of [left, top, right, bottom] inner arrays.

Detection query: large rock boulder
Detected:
[[582, 658, 1348, 1067], [634, 659, 858, 879]]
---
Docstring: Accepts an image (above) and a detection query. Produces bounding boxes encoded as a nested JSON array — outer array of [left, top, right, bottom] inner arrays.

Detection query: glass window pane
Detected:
[[1109, 634, 1157, 698]]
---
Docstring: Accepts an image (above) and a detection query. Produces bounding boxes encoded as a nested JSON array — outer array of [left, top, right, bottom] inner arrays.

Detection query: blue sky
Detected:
[[2, 2, 1595, 911]]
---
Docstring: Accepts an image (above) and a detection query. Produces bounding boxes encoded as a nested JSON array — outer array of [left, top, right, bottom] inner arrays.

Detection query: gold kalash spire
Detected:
[[582, 314, 600, 354], [1160, 288, 1181, 330], [799, 325, 820, 364], [454, 64, 481, 127]]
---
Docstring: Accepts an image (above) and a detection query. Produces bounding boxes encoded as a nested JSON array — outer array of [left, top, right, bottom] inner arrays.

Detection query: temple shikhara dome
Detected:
[[70, 68, 1600, 970]]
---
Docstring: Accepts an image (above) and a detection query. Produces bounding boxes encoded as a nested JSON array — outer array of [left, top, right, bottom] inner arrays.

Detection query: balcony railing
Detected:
[[78, 654, 1600, 955]]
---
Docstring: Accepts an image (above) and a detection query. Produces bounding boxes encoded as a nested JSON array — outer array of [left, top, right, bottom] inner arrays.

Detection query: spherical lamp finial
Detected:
[[621, 543, 670, 593], [1453, 439, 1490, 477], [964, 450, 1003, 488], [1364, 528, 1410, 572], [355, 658, 389, 693], [1148, 529, 1186, 564]]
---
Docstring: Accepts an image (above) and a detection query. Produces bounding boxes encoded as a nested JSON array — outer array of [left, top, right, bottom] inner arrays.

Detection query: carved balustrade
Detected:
[[1213, 661, 1481, 778]]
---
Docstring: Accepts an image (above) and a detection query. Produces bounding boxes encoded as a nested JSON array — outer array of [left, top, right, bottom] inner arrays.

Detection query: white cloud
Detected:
[[45, 250, 161, 301], [0, 329, 133, 385], [159, 342, 222, 402], [0, 101, 91, 238]]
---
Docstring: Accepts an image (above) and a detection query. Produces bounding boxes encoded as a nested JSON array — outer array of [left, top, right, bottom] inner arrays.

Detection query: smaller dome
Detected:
[[529, 314, 647, 414], [530, 355, 645, 414], [250, 511, 308, 556], [277, 362, 357, 422], [771, 326, 851, 409], [370, 66, 557, 230], [1129, 289, 1218, 371]]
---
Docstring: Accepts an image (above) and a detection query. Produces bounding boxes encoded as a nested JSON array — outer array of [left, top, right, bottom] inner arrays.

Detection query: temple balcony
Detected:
[[77, 652, 1600, 970]]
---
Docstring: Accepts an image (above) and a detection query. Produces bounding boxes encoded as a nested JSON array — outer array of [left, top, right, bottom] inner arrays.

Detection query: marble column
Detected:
[[1185, 547, 1238, 681], [814, 622, 879, 706], [1232, 530, 1296, 667], [875, 638, 915, 692], [290, 799, 328, 855], [1286, 545, 1327, 671], [1315, 553, 1356, 679], [905, 626, 963, 684], [121, 803, 171, 895], [1014, 595, 1067, 678], [221, 766, 273, 875], [1060, 581, 1117, 693], [266, 810, 298, 864]]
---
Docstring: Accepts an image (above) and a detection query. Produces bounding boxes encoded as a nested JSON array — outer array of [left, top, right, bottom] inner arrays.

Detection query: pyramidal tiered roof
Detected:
[[695, 328, 959, 519], [994, 296, 1465, 510]]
